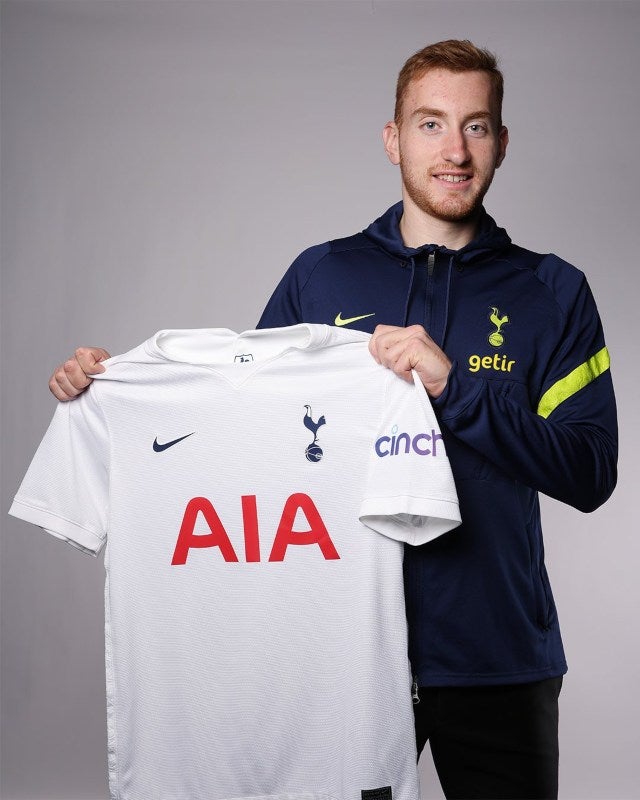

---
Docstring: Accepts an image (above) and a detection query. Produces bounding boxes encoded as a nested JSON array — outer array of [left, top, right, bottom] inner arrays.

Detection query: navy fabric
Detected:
[[258, 202, 618, 687]]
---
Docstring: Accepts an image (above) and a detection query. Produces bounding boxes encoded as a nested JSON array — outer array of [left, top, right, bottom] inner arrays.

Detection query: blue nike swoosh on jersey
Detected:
[[152, 433, 195, 452]]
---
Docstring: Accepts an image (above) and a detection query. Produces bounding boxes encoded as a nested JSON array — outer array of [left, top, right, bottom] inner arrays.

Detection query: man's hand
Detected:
[[369, 324, 451, 398], [48, 347, 111, 401]]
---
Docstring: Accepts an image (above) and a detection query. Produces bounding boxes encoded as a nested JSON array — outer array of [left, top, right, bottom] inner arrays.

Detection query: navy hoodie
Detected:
[[258, 202, 618, 686]]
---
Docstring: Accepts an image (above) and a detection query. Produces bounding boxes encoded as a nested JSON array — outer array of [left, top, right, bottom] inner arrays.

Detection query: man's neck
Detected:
[[399, 200, 479, 251]]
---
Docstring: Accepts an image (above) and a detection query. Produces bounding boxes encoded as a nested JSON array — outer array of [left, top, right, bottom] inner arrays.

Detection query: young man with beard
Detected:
[[48, 40, 618, 799]]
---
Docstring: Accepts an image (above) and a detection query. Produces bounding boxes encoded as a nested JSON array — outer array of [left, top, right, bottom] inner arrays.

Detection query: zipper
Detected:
[[424, 251, 436, 334], [411, 678, 420, 705]]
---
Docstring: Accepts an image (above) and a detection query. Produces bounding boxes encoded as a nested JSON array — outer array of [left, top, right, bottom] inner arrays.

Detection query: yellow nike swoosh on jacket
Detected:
[[334, 312, 375, 327]]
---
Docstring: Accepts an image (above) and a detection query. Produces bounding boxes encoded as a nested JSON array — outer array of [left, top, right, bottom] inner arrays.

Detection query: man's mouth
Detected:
[[435, 174, 471, 183]]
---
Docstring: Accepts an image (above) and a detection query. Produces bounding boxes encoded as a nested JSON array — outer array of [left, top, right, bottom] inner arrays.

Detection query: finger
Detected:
[[375, 324, 431, 351], [75, 347, 110, 374], [370, 324, 428, 362], [373, 328, 432, 369], [64, 356, 96, 391], [369, 324, 402, 362], [48, 373, 72, 401], [380, 341, 424, 382], [49, 361, 90, 401], [371, 324, 402, 338], [377, 332, 452, 392]]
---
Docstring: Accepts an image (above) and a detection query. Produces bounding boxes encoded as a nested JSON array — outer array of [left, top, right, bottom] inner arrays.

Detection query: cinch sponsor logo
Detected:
[[375, 425, 443, 457], [468, 353, 516, 373]]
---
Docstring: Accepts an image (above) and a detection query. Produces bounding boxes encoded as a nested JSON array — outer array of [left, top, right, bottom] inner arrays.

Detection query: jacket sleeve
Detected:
[[257, 244, 330, 328], [433, 270, 618, 513]]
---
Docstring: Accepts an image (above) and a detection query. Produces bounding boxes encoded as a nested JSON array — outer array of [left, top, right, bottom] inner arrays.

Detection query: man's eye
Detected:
[[467, 124, 487, 135], [421, 121, 438, 131]]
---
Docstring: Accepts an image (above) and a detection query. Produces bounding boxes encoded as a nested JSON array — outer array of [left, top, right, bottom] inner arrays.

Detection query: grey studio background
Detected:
[[1, 1, 639, 798]]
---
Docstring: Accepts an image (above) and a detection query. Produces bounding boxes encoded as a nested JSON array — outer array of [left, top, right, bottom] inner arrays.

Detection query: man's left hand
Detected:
[[368, 324, 451, 399]]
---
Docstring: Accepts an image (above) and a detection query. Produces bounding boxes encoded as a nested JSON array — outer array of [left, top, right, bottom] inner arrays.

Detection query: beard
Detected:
[[399, 157, 495, 223]]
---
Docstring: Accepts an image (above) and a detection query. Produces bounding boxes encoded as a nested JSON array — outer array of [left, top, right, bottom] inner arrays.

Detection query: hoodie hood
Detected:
[[362, 201, 512, 264]]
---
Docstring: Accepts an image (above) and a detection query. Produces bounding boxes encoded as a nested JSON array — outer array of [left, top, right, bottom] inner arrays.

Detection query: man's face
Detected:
[[383, 68, 508, 224]]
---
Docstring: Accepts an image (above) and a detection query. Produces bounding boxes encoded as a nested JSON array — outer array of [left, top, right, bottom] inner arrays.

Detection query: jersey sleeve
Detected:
[[8, 388, 110, 556], [359, 371, 461, 545]]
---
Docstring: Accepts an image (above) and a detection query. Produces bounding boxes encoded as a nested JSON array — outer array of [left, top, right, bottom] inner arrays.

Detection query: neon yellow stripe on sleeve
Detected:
[[537, 347, 610, 419]]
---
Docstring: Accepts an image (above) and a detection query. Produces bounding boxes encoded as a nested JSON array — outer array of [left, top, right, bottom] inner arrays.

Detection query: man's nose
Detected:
[[440, 128, 471, 165]]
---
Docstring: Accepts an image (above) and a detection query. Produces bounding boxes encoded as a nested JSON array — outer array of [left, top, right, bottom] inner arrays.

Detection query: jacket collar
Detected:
[[362, 201, 512, 264]]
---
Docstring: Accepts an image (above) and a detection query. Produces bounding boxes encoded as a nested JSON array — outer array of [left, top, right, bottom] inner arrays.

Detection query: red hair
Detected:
[[395, 39, 504, 126]]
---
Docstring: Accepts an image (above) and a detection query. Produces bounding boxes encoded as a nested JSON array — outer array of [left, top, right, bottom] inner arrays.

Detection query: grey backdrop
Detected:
[[2, 1, 639, 798]]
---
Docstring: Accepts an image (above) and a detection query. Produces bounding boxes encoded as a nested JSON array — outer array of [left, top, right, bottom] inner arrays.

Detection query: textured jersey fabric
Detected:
[[258, 202, 618, 687], [10, 324, 460, 800]]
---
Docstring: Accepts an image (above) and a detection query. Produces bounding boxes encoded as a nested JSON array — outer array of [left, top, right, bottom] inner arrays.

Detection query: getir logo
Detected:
[[171, 493, 339, 565], [375, 425, 443, 458]]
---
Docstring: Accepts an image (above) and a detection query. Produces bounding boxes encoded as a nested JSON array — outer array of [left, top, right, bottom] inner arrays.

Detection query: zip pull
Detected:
[[427, 252, 436, 277], [411, 678, 420, 705]]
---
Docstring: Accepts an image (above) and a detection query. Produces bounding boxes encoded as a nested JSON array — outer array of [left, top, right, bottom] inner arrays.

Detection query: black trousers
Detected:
[[413, 677, 563, 800]]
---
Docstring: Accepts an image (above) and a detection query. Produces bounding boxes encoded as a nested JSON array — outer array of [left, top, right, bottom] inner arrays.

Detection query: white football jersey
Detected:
[[10, 324, 461, 800]]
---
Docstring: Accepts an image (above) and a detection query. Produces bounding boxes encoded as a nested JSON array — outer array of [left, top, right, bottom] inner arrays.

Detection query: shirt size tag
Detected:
[[361, 787, 392, 800]]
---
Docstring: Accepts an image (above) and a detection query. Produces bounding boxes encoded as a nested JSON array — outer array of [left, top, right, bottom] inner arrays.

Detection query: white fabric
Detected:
[[10, 324, 460, 800]]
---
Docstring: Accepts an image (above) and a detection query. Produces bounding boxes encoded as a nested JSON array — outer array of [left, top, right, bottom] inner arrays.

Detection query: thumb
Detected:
[[75, 347, 111, 374]]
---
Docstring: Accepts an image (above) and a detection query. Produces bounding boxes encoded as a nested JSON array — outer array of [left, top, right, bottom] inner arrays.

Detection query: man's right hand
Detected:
[[48, 347, 111, 401]]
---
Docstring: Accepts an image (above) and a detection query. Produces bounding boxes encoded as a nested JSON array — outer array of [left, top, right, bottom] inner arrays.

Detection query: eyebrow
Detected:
[[411, 106, 493, 122]]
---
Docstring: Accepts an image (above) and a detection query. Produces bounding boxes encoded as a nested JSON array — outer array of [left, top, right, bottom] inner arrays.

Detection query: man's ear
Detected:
[[496, 125, 509, 168], [382, 121, 401, 166]]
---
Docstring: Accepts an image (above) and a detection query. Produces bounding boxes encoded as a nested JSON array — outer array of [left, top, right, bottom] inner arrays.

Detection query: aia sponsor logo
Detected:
[[375, 425, 444, 458], [171, 493, 339, 565]]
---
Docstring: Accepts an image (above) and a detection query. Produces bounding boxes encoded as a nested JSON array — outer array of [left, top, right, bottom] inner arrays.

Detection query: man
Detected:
[[48, 40, 618, 799]]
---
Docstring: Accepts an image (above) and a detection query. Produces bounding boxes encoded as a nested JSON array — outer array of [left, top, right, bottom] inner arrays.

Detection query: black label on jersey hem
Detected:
[[361, 787, 392, 800]]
